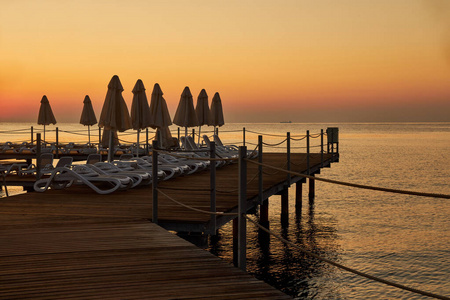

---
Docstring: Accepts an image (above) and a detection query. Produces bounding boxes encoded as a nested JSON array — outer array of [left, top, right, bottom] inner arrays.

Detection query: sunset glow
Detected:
[[1, 0, 449, 123]]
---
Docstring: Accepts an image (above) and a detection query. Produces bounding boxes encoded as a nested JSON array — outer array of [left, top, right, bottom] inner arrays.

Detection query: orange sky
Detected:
[[1, 0, 449, 123]]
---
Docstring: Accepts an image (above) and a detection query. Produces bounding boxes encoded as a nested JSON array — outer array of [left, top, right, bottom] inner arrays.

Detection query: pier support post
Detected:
[[233, 218, 238, 267], [296, 181, 302, 213], [281, 188, 289, 225], [209, 142, 217, 235], [260, 199, 269, 225], [309, 176, 315, 201], [152, 140, 159, 224], [238, 146, 247, 271]]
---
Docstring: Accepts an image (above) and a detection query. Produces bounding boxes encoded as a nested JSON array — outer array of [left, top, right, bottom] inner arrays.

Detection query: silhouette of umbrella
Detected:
[[98, 75, 132, 161], [210, 92, 224, 134], [101, 129, 119, 148], [195, 89, 211, 144], [131, 79, 152, 156], [173, 86, 199, 147], [149, 83, 172, 148], [79, 95, 97, 145], [37, 95, 57, 143]]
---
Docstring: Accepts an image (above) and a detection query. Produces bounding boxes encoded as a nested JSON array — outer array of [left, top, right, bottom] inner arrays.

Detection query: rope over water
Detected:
[[246, 159, 450, 199]]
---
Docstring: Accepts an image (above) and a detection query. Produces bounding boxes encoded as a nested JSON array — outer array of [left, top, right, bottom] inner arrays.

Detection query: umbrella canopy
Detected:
[[195, 89, 211, 126], [156, 126, 176, 149], [131, 79, 152, 156], [80, 95, 97, 145], [149, 83, 172, 129], [195, 89, 211, 144], [173, 86, 199, 128], [98, 75, 131, 161], [101, 129, 119, 148], [131, 79, 153, 130], [80, 95, 97, 126], [210, 92, 225, 127], [37, 95, 57, 142], [98, 75, 132, 132], [38, 95, 57, 126]]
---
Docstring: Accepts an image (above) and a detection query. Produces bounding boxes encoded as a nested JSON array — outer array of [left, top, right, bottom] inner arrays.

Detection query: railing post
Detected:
[[55, 127, 59, 158], [36, 133, 42, 180], [258, 135, 263, 204], [243, 127, 246, 146], [31, 126, 34, 144], [152, 140, 159, 224], [287, 132, 291, 185], [321, 129, 324, 168], [306, 130, 310, 175], [209, 142, 217, 235], [238, 146, 247, 271]]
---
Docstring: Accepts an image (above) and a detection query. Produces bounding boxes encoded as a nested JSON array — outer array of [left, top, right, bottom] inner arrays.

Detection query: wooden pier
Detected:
[[0, 151, 338, 298]]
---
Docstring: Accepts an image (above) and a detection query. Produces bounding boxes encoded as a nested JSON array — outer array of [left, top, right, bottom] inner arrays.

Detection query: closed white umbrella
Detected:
[[131, 79, 152, 156], [37, 95, 57, 143], [210, 92, 225, 134], [173, 86, 199, 146], [98, 75, 132, 161], [195, 89, 211, 144], [80, 95, 97, 145], [149, 83, 173, 148]]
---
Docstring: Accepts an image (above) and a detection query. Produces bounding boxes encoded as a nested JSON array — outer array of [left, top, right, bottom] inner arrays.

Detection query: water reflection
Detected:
[[206, 195, 340, 299]]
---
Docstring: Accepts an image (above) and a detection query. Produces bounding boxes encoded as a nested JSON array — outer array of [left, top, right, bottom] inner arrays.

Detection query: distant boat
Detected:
[[280, 121, 292, 123]]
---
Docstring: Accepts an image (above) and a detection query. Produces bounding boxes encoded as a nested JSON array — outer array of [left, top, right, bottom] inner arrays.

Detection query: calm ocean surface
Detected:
[[1, 122, 449, 299]]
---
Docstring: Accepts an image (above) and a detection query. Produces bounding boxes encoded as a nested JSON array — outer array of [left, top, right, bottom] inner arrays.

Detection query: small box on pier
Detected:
[[326, 127, 339, 144]]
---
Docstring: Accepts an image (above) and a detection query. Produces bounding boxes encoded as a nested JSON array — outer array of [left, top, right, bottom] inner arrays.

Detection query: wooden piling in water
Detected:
[[296, 181, 302, 212], [309, 176, 315, 200]]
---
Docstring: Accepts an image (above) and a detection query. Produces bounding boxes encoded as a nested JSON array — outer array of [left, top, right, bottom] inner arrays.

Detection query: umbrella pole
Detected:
[[43, 125, 46, 146], [108, 130, 114, 162], [185, 127, 188, 149], [88, 125, 91, 145], [136, 130, 140, 157]]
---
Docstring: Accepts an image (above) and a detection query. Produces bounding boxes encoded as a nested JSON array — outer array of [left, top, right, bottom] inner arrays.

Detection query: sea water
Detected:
[[0, 122, 449, 299]]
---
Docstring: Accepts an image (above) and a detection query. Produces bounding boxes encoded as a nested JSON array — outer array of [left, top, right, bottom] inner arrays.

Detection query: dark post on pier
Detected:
[[152, 140, 158, 224]]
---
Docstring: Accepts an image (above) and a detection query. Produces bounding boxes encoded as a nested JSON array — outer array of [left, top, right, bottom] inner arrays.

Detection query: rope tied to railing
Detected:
[[290, 135, 307, 141], [262, 138, 287, 147], [245, 159, 450, 199], [245, 216, 449, 300]]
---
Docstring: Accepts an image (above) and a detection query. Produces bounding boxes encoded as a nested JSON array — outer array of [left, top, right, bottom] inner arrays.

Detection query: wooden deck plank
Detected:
[[0, 222, 290, 299]]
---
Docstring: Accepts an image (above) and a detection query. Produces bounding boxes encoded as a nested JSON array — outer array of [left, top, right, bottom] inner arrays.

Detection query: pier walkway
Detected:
[[0, 152, 338, 299]]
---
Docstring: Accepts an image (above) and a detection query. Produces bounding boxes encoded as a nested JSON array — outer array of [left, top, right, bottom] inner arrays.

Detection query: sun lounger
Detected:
[[19, 153, 55, 176], [34, 165, 133, 194], [213, 134, 258, 158], [91, 162, 151, 187]]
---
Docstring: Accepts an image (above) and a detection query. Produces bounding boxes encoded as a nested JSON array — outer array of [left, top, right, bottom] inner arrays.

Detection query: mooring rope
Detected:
[[156, 188, 238, 216], [246, 160, 450, 199], [245, 216, 449, 300]]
